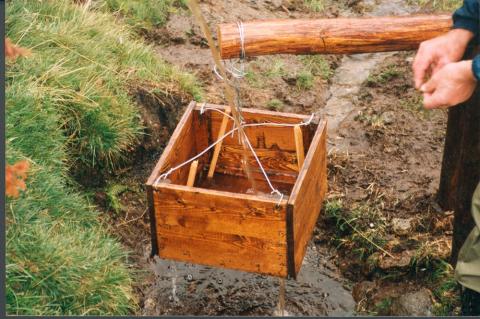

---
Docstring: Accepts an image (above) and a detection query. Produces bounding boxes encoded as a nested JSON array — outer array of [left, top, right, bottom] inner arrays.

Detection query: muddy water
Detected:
[[143, 246, 355, 316]]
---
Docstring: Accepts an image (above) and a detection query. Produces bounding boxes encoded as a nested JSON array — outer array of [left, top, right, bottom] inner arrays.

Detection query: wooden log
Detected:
[[218, 15, 452, 59], [294, 125, 305, 170], [438, 48, 480, 265]]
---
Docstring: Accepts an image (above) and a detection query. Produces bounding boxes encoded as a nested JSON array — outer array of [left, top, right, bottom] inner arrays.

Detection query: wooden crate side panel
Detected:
[[147, 101, 197, 186], [216, 144, 298, 184], [287, 121, 327, 277], [153, 184, 289, 277], [209, 110, 313, 152]]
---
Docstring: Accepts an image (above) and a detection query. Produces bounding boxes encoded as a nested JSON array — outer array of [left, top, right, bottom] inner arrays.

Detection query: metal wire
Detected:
[[154, 109, 315, 205]]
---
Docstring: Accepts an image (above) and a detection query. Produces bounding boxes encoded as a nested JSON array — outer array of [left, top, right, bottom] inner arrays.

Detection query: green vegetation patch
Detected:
[[101, 0, 188, 32], [6, 0, 201, 315], [407, 0, 463, 11]]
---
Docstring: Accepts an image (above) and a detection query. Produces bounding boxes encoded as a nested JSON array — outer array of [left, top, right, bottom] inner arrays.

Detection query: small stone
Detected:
[[144, 298, 156, 310], [352, 281, 376, 303], [378, 251, 413, 270], [391, 217, 413, 236], [389, 289, 434, 316], [380, 111, 395, 125]]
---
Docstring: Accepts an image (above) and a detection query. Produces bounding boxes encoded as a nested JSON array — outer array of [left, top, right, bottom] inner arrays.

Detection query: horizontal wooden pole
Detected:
[[218, 15, 452, 59]]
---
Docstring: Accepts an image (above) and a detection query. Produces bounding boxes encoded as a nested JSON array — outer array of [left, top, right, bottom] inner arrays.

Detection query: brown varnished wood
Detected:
[[153, 183, 289, 277], [217, 144, 298, 173], [207, 105, 314, 152], [287, 120, 327, 277], [208, 107, 231, 178], [218, 15, 452, 59], [186, 160, 199, 187], [148, 102, 327, 277], [198, 172, 295, 195], [146, 101, 197, 186], [294, 125, 305, 170]]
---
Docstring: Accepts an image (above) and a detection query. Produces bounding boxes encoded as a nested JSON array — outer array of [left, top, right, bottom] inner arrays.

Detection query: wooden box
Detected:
[[146, 101, 327, 278]]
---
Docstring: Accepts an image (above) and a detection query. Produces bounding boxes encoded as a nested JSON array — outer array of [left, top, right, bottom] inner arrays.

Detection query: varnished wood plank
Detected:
[[197, 172, 294, 196], [158, 231, 288, 277], [294, 125, 305, 170], [186, 160, 199, 187], [218, 15, 452, 59], [287, 120, 327, 277], [209, 109, 313, 152], [208, 107, 231, 178], [153, 186, 287, 240], [217, 144, 298, 173], [153, 184, 289, 277], [146, 101, 197, 186]]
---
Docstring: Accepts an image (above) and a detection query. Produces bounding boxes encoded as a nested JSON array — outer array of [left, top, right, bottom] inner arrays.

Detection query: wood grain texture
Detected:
[[146, 101, 197, 186], [153, 184, 289, 277], [294, 125, 305, 170], [208, 108, 231, 178], [287, 120, 327, 277], [187, 160, 199, 187], [208, 106, 314, 152], [218, 15, 452, 59], [198, 172, 295, 195]]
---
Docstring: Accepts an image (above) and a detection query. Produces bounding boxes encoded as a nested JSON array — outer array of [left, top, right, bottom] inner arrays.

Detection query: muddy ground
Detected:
[[95, 0, 459, 316]]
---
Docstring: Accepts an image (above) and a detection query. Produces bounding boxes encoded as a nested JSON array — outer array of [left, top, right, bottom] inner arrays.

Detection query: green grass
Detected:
[[101, 0, 187, 31], [407, 0, 463, 11], [296, 70, 315, 90], [266, 98, 284, 111], [304, 0, 326, 12], [6, 0, 202, 315], [106, 183, 130, 214], [265, 59, 287, 78], [301, 55, 333, 80], [366, 64, 401, 86], [324, 200, 388, 260]]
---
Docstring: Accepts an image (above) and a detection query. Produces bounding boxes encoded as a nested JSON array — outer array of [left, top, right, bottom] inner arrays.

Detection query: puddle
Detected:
[[143, 245, 355, 316]]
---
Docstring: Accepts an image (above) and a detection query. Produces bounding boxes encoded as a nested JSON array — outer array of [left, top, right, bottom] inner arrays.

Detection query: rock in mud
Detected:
[[378, 250, 413, 270], [352, 281, 376, 303], [391, 217, 413, 236], [389, 289, 434, 316], [380, 111, 395, 125]]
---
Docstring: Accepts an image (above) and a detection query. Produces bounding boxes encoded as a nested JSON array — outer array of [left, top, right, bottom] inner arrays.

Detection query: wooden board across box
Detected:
[[146, 101, 327, 278]]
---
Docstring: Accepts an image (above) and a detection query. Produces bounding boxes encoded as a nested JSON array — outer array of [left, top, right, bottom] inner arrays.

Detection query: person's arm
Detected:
[[452, 0, 480, 44]]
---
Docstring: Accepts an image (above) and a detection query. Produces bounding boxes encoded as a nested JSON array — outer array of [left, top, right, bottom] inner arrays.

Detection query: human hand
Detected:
[[413, 29, 474, 89], [420, 60, 477, 109]]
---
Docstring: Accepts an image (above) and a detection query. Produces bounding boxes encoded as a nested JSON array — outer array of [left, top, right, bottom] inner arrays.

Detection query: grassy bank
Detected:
[[6, 0, 201, 315]]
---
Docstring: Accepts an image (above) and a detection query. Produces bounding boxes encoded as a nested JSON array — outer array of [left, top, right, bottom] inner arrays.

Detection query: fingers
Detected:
[[413, 45, 434, 89], [421, 76, 444, 109], [420, 75, 437, 94], [423, 92, 446, 109]]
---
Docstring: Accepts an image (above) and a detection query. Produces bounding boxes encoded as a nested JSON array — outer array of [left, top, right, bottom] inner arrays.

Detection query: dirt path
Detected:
[[101, 0, 456, 316]]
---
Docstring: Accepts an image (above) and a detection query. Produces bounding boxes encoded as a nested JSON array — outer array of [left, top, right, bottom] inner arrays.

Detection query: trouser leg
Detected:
[[461, 286, 480, 316]]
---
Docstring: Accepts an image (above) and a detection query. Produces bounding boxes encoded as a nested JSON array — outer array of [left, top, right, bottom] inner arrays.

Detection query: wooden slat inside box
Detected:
[[146, 101, 327, 278]]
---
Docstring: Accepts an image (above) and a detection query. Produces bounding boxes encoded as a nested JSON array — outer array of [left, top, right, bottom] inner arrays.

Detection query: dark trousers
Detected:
[[461, 287, 480, 316]]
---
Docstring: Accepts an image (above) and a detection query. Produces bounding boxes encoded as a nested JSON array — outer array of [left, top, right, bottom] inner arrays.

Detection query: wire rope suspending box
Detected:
[[146, 101, 327, 278]]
